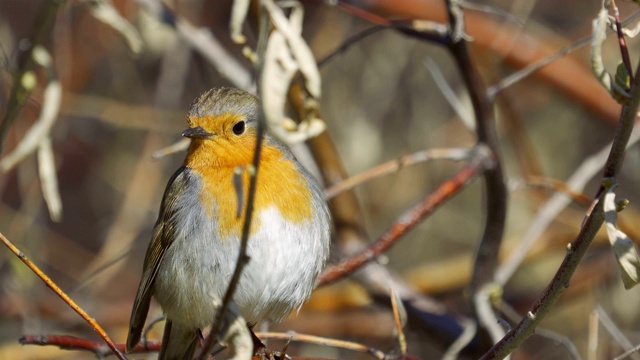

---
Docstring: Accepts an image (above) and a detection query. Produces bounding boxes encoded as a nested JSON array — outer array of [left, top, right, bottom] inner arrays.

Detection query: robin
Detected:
[[126, 87, 331, 359]]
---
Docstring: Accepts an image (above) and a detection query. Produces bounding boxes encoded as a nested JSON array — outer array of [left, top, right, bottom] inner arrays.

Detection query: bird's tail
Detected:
[[158, 319, 197, 360]]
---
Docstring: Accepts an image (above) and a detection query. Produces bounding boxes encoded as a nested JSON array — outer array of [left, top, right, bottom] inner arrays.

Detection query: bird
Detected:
[[126, 87, 331, 359]]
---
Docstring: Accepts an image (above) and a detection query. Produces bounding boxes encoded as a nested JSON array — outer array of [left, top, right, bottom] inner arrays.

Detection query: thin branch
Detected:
[[441, 317, 477, 360], [197, 4, 269, 359], [37, 137, 62, 222], [324, 147, 473, 199], [611, 0, 633, 81], [1, 45, 64, 221], [444, 0, 508, 312], [595, 306, 640, 360], [616, 345, 640, 360], [87, 0, 143, 54], [424, 58, 475, 130], [513, 176, 592, 207], [0, 232, 126, 360], [256, 332, 386, 360], [151, 139, 190, 160], [442, 1, 508, 354], [480, 47, 640, 360], [197, 117, 263, 360], [495, 125, 640, 286], [473, 284, 506, 346], [498, 300, 582, 360], [134, 0, 254, 92], [0, 0, 65, 151], [488, 33, 592, 98], [335, 2, 391, 25], [459, 0, 525, 27], [317, 25, 387, 68], [318, 145, 494, 285], [21, 331, 388, 360], [1, 46, 62, 172], [589, 310, 599, 360], [20, 334, 159, 357], [389, 286, 408, 355]]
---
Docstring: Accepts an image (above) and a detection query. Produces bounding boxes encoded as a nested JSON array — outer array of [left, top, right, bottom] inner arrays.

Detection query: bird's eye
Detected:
[[232, 121, 246, 135]]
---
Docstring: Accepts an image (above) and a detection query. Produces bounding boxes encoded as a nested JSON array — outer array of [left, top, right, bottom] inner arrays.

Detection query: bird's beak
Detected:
[[182, 126, 213, 139]]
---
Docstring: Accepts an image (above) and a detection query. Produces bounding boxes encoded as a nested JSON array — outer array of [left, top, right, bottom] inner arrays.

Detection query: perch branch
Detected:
[[0, 232, 126, 360]]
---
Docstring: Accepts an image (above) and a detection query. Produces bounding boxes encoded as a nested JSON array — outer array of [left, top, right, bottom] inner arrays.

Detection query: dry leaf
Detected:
[[230, 0, 250, 44], [260, 0, 325, 144], [603, 186, 640, 289]]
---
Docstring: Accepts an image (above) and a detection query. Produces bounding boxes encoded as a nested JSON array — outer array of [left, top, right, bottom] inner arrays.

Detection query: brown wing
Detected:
[[126, 166, 190, 352]]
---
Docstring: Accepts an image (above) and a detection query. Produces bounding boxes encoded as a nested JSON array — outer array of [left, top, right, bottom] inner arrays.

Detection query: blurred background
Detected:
[[1, 0, 640, 359]]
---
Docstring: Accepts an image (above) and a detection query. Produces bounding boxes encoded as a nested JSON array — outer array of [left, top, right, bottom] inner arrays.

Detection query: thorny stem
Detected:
[[480, 46, 640, 360]]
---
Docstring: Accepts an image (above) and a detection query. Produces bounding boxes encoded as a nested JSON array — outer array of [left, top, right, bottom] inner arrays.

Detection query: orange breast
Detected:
[[190, 144, 313, 240]]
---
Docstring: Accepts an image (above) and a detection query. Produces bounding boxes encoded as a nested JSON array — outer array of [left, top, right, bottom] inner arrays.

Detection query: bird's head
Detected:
[[183, 88, 261, 167]]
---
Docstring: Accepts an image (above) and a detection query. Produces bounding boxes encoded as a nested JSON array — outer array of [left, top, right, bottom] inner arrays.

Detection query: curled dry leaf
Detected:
[[590, 2, 631, 103], [230, 0, 250, 44], [1, 46, 61, 172], [260, 0, 325, 144], [603, 185, 640, 289], [88, 0, 143, 54], [0, 46, 63, 222]]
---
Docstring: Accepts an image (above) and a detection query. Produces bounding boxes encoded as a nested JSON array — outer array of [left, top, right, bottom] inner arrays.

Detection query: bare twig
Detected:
[[444, 0, 508, 288], [512, 176, 592, 207], [496, 125, 640, 286], [615, 345, 640, 360], [86, 0, 143, 54], [37, 137, 62, 222], [424, 58, 474, 130], [317, 25, 387, 67], [257, 331, 386, 360], [1, 46, 62, 173], [134, 0, 254, 92], [0, 0, 65, 150], [20, 334, 160, 357], [151, 139, 190, 159], [336, 0, 629, 123], [198, 4, 268, 358], [589, 310, 599, 360], [595, 306, 640, 360], [0, 232, 126, 360], [611, 0, 633, 81], [488, 34, 592, 98], [442, 2, 508, 349], [473, 283, 506, 347], [480, 47, 640, 360], [318, 145, 493, 285], [459, 0, 525, 26], [324, 147, 473, 199], [441, 317, 477, 360], [389, 286, 408, 354], [21, 46, 62, 221], [498, 301, 582, 360], [197, 121, 263, 360]]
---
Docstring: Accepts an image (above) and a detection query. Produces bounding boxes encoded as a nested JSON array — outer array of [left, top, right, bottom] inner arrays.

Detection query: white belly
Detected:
[[154, 203, 328, 328]]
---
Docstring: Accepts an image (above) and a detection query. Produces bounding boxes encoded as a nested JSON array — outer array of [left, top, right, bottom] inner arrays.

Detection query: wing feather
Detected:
[[126, 166, 190, 352]]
